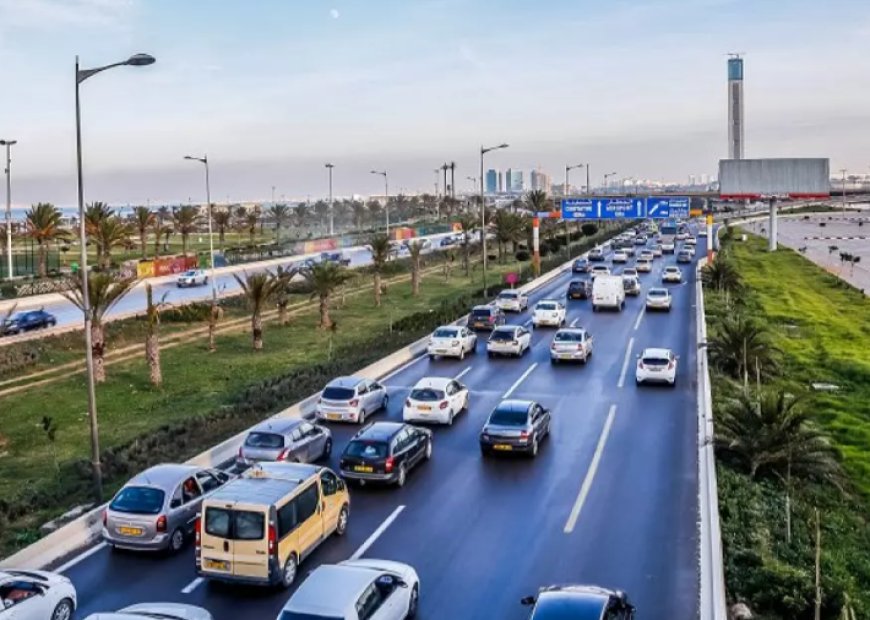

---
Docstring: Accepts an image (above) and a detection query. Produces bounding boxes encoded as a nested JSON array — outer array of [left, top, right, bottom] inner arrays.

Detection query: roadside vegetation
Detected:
[[703, 231, 870, 619]]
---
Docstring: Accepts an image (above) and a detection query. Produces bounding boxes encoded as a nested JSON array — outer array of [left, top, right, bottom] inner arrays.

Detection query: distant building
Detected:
[[728, 56, 745, 159], [486, 169, 498, 193], [507, 169, 524, 192], [498, 171, 504, 193], [530, 169, 552, 193]]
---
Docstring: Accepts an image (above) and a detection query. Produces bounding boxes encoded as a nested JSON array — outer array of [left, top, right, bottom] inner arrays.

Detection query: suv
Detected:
[[315, 377, 388, 424], [339, 422, 433, 487], [237, 419, 332, 467], [480, 400, 551, 458], [567, 279, 591, 300], [467, 305, 505, 331]]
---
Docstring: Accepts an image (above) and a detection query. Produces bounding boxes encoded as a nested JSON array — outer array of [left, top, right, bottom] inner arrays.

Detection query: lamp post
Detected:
[[370, 170, 389, 234], [0, 139, 15, 280], [325, 163, 335, 236], [604, 171, 617, 194], [839, 168, 847, 216], [76, 52, 155, 502], [586, 164, 591, 195], [467, 176, 477, 192], [480, 143, 509, 293], [565, 164, 584, 255], [183, 156, 216, 297]]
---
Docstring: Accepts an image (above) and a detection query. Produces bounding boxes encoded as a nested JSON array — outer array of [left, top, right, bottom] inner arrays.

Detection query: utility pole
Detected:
[[0, 139, 16, 280], [325, 163, 335, 236], [840, 168, 847, 216], [480, 143, 509, 293]]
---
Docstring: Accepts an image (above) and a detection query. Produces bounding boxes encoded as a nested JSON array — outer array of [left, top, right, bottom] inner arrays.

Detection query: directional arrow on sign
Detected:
[[597, 201, 602, 218]]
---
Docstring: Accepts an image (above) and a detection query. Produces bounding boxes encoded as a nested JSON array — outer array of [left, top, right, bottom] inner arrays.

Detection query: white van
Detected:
[[591, 275, 625, 312]]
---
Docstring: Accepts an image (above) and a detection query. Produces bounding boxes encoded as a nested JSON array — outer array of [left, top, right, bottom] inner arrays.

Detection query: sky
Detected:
[[1, 0, 870, 207]]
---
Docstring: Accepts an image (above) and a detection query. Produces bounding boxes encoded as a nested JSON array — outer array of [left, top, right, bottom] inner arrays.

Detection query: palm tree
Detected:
[[524, 189, 551, 214], [62, 271, 137, 382], [245, 212, 259, 245], [144, 283, 166, 387], [368, 234, 392, 307], [212, 208, 232, 249], [708, 313, 779, 386], [268, 204, 291, 244], [271, 265, 299, 325], [313, 200, 329, 229], [172, 205, 199, 254], [96, 216, 131, 269], [492, 210, 524, 263], [456, 212, 478, 276], [407, 240, 425, 296], [301, 261, 352, 329], [351, 201, 368, 229], [84, 202, 113, 261], [132, 206, 155, 259], [24, 203, 70, 277], [716, 389, 844, 486], [701, 257, 742, 294], [233, 271, 280, 350]]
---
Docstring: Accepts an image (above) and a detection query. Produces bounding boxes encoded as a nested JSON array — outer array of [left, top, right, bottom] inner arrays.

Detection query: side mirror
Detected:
[[170, 499, 182, 509], [520, 595, 536, 606], [396, 578, 409, 589]]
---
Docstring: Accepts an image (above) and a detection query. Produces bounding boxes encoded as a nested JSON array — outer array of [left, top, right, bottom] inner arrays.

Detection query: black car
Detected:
[[339, 422, 432, 487], [467, 305, 506, 331], [567, 279, 591, 300], [1, 309, 57, 335], [479, 400, 551, 457], [521, 585, 635, 619], [572, 258, 590, 274]]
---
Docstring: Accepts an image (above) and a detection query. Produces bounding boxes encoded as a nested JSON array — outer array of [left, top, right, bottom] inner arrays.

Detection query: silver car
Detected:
[[103, 464, 231, 553], [479, 400, 552, 458], [83, 603, 213, 620], [237, 418, 332, 467], [315, 376, 389, 424]]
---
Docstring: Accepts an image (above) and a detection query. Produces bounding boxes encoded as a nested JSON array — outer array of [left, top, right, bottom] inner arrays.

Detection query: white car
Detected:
[[487, 325, 532, 358], [590, 265, 611, 279], [662, 266, 683, 283], [0, 569, 77, 620], [176, 269, 208, 288], [699, 229, 708, 237], [622, 268, 638, 278], [661, 241, 675, 254], [495, 289, 529, 312], [636, 258, 653, 273], [427, 325, 477, 360], [549, 328, 594, 364], [84, 603, 213, 620], [531, 300, 566, 328], [651, 244, 663, 257], [636, 347, 678, 386], [612, 250, 628, 263], [638, 250, 654, 262], [276, 559, 420, 620], [645, 287, 672, 311], [683, 244, 696, 257], [403, 377, 469, 425]]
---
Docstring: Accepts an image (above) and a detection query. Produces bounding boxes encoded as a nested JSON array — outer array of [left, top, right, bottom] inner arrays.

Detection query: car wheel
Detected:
[[446, 410, 453, 426], [49, 320, 57, 327], [381, 394, 389, 411], [358, 409, 366, 425], [487, 351, 494, 358], [551, 357, 558, 365], [169, 527, 185, 553], [407, 583, 420, 618], [425, 440, 433, 460], [396, 463, 408, 487], [322, 438, 333, 460], [51, 598, 74, 620], [459, 348, 465, 361], [281, 554, 298, 588], [429, 354, 435, 360], [335, 504, 349, 536], [529, 437, 539, 458]]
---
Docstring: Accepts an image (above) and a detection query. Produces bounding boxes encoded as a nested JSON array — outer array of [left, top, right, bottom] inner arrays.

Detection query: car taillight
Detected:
[[102, 509, 107, 527], [519, 431, 529, 440], [268, 524, 277, 555], [156, 515, 167, 533], [637, 361, 645, 369], [512, 340, 518, 345], [668, 361, 675, 370], [488, 316, 496, 323], [439, 400, 449, 409], [194, 517, 201, 545], [577, 344, 584, 350], [349, 399, 359, 407], [385, 456, 395, 473], [277, 448, 291, 461]]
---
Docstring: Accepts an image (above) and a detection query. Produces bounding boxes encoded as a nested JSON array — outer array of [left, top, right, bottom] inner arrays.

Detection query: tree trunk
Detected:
[[278, 303, 288, 325], [140, 230, 147, 259], [208, 301, 218, 352], [411, 264, 420, 296], [37, 242, 47, 278], [374, 272, 382, 307], [92, 322, 106, 383], [252, 312, 263, 350], [182, 234, 189, 255], [219, 229, 225, 249], [154, 234, 161, 257], [319, 294, 332, 329], [146, 332, 162, 387]]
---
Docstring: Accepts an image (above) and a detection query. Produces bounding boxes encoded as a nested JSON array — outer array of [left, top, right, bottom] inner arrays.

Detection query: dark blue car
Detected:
[[521, 585, 635, 619], [572, 258, 590, 273], [1, 309, 57, 335]]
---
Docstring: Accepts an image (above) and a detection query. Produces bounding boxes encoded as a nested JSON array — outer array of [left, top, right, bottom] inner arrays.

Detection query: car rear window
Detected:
[[322, 386, 355, 400], [433, 328, 458, 338], [554, 331, 583, 342], [279, 613, 342, 620], [110, 486, 165, 515], [472, 308, 492, 318], [642, 356, 669, 365], [498, 292, 517, 299], [490, 330, 515, 341], [244, 432, 284, 449], [410, 388, 445, 401], [345, 440, 388, 459], [537, 303, 557, 311], [648, 289, 668, 297], [204, 507, 265, 540], [489, 408, 529, 426]]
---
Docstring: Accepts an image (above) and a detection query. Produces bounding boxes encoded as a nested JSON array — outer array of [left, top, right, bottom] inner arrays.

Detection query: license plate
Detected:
[[559, 352, 573, 359], [118, 526, 143, 536], [474, 322, 486, 327], [204, 559, 229, 571], [418, 405, 432, 411], [493, 444, 513, 451], [327, 413, 342, 420], [354, 465, 374, 473]]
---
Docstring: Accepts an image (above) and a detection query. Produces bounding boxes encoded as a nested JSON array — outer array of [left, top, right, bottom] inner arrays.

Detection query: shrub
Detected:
[[515, 250, 530, 262]]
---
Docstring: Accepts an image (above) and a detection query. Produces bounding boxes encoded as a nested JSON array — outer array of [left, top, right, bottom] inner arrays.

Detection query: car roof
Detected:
[[641, 347, 673, 357], [647, 287, 669, 294], [412, 377, 453, 390], [536, 299, 560, 305], [665, 265, 680, 270], [125, 464, 200, 489], [247, 417, 305, 436], [354, 422, 405, 441], [434, 325, 460, 331], [210, 464, 319, 504], [494, 399, 534, 413], [326, 376, 364, 389], [284, 564, 380, 615], [498, 289, 519, 295]]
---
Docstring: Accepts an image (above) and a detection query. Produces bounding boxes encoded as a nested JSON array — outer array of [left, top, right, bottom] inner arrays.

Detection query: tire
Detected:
[[204, 277, 209, 285], [424, 440, 433, 460], [551, 357, 558, 365], [396, 463, 408, 487], [335, 505, 349, 536], [429, 354, 435, 361], [446, 411, 453, 426], [487, 352, 494, 359], [358, 409, 366, 425], [381, 394, 389, 411], [321, 438, 333, 460], [281, 554, 298, 588], [529, 437, 539, 458], [459, 348, 465, 361], [168, 527, 185, 554], [51, 598, 74, 620], [407, 584, 420, 618], [49, 320, 57, 327]]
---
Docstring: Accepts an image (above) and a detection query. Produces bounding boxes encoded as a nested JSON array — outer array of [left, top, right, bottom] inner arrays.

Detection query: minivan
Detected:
[[196, 462, 350, 588], [591, 275, 625, 312]]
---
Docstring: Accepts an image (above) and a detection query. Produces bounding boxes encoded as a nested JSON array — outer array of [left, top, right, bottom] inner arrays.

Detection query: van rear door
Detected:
[[228, 504, 269, 580], [200, 503, 235, 577]]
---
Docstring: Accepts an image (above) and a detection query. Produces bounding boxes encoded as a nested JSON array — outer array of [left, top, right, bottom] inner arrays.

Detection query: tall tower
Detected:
[[727, 54, 744, 159]]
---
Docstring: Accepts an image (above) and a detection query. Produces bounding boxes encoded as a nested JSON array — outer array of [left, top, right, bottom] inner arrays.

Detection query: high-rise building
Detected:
[[505, 169, 514, 192], [486, 169, 498, 193], [498, 171, 504, 193], [510, 170, 524, 192], [727, 55, 744, 159]]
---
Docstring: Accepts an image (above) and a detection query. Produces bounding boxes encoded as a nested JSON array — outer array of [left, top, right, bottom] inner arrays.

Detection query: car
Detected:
[[495, 289, 529, 312], [403, 377, 469, 425], [427, 325, 477, 360], [651, 244, 663, 257], [0, 309, 57, 335], [636, 347, 678, 386], [521, 585, 635, 620], [567, 279, 591, 300], [587, 247, 605, 262], [467, 305, 505, 331], [645, 287, 672, 311], [103, 464, 231, 553], [339, 422, 432, 487], [0, 569, 77, 620], [320, 252, 351, 266], [83, 603, 213, 620], [276, 559, 420, 620], [622, 267, 638, 278], [661, 241, 676, 254], [633, 236, 646, 245], [684, 237, 697, 247], [592, 274, 625, 311], [237, 419, 332, 467], [612, 250, 628, 264], [589, 265, 611, 280], [638, 250, 654, 261], [531, 300, 566, 328], [479, 400, 551, 457], [439, 236, 455, 247], [662, 266, 682, 283], [549, 328, 593, 364], [676, 231, 688, 241], [621, 244, 636, 257], [176, 269, 208, 287], [676, 250, 693, 263], [622, 275, 641, 296], [316, 377, 388, 424], [636, 258, 653, 272], [487, 325, 532, 357], [572, 258, 590, 273]]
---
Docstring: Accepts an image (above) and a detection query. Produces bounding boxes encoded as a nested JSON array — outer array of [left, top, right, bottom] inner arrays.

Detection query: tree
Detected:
[[456, 212, 478, 276], [268, 204, 291, 244], [144, 282, 167, 387], [293, 203, 310, 230], [351, 201, 368, 229], [524, 189, 551, 214], [132, 206, 155, 259], [272, 265, 299, 325], [301, 261, 352, 329], [708, 313, 779, 386], [96, 216, 131, 269], [715, 389, 844, 486], [313, 200, 329, 229], [245, 212, 259, 245], [701, 256, 742, 294], [408, 240, 425, 296], [62, 271, 137, 382], [491, 210, 524, 263], [581, 223, 598, 237], [233, 271, 280, 350], [24, 203, 70, 277], [212, 208, 232, 249], [172, 205, 199, 254], [84, 202, 113, 260], [368, 234, 392, 307]]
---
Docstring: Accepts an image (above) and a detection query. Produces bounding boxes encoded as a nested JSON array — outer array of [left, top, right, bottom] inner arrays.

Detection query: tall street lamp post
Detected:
[[325, 163, 335, 236], [183, 156, 216, 298], [565, 164, 584, 255], [76, 52, 155, 502], [370, 170, 389, 234], [604, 171, 617, 194], [0, 139, 15, 279], [480, 143, 509, 293]]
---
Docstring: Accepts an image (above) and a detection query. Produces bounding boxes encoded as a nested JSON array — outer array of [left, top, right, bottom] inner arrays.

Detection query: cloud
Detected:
[[329, 8, 340, 19], [0, 0, 136, 30]]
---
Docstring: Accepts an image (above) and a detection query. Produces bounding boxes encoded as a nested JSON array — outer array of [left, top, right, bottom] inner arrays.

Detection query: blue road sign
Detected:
[[560, 196, 690, 220], [646, 196, 690, 219]]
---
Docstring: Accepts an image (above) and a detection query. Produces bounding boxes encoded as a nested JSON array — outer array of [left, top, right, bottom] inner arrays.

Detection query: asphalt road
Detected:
[[58, 233, 703, 620]]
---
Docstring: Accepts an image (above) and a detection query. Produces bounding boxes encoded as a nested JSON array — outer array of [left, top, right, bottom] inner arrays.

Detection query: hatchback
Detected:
[[479, 400, 551, 457], [590, 265, 611, 279], [662, 266, 682, 283], [588, 247, 605, 262], [636, 347, 678, 386], [403, 377, 469, 425], [467, 305, 505, 331], [496, 289, 529, 312], [636, 258, 653, 272], [237, 419, 332, 467], [0, 569, 77, 620], [315, 376, 389, 424], [645, 287, 672, 311], [572, 258, 590, 273], [339, 422, 432, 487], [487, 325, 532, 358], [427, 325, 477, 360], [622, 275, 641, 296], [567, 279, 591, 300], [521, 585, 635, 619], [677, 250, 693, 263], [531, 300, 566, 328], [1, 309, 57, 335], [549, 328, 593, 364], [612, 251, 628, 263]]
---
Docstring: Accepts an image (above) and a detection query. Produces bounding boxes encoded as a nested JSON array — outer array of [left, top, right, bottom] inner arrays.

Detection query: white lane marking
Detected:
[[379, 354, 427, 381], [523, 319, 532, 327], [350, 505, 405, 560], [569, 317, 579, 328], [454, 366, 472, 380], [56, 542, 108, 574], [564, 404, 617, 534], [633, 306, 645, 331], [502, 362, 538, 399], [181, 577, 204, 594], [617, 337, 635, 388]]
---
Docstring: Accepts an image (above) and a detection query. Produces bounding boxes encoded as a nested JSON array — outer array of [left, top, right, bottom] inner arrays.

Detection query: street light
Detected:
[[480, 143, 509, 293], [565, 164, 584, 197], [604, 171, 617, 194], [0, 139, 16, 280], [370, 170, 389, 234], [183, 155, 217, 298], [75, 52, 155, 502], [325, 163, 335, 236], [565, 164, 584, 256], [467, 176, 477, 192]]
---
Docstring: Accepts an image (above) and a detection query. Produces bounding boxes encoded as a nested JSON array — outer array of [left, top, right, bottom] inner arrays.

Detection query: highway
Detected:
[[57, 233, 704, 619]]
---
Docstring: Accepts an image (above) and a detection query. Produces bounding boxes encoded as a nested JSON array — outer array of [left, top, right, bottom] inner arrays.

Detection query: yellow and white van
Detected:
[[195, 462, 350, 588]]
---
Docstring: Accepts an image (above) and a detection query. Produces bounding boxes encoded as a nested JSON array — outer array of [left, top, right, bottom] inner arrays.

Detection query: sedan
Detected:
[[638, 250, 654, 261], [176, 269, 208, 288], [0, 569, 77, 620], [549, 328, 593, 364], [531, 300, 566, 328], [480, 400, 551, 457], [403, 377, 469, 425], [651, 244, 663, 257], [612, 251, 628, 264], [1, 309, 57, 335], [662, 266, 682, 283], [588, 247, 606, 262], [521, 585, 635, 620], [487, 325, 531, 358], [427, 325, 477, 360], [590, 265, 611, 279], [636, 258, 653, 272], [636, 347, 678, 386], [645, 287, 672, 311], [237, 419, 332, 467], [496, 289, 529, 313], [83, 603, 213, 620], [677, 250, 693, 263]]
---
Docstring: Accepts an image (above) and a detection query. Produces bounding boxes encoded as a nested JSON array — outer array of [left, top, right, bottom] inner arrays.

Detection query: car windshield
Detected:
[[110, 486, 165, 515], [433, 328, 458, 338], [244, 432, 284, 449], [183, 270, 196, 276], [322, 386, 356, 400], [666, 267, 679, 272], [554, 331, 583, 342], [345, 440, 388, 459], [410, 388, 445, 401], [472, 308, 492, 318], [488, 407, 529, 426], [490, 329, 515, 341], [279, 613, 343, 620], [498, 292, 518, 299], [537, 303, 557, 311]]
